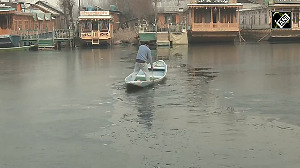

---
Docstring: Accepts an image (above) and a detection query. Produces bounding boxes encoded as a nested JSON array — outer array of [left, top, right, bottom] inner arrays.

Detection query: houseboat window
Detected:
[[92, 21, 99, 31], [164, 14, 176, 24], [0, 16, 8, 29], [19, 21, 22, 30], [265, 14, 267, 24], [220, 8, 224, 23], [35, 23, 38, 30], [100, 20, 109, 32], [213, 8, 217, 23], [204, 9, 211, 23], [25, 21, 29, 30], [14, 22, 17, 31], [82, 21, 92, 32], [293, 12, 299, 24]]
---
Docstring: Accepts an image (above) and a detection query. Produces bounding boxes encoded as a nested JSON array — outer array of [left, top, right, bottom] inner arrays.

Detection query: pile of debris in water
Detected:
[[187, 67, 219, 78]]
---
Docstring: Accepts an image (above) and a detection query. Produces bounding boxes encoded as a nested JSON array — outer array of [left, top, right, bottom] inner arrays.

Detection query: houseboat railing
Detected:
[[292, 23, 300, 29], [139, 25, 156, 33], [17, 29, 73, 40], [80, 31, 111, 40], [192, 23, 239, 31], [140, 24, 186, 33], [92, 31, 98, 38], [190, 0, 237, 3], [53, 29, 73, 39], [81, 32, 92, 39], [19, 30, 39, 40]]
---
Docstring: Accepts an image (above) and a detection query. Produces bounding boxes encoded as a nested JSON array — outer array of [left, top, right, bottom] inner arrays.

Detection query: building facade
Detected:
[[187, 0, 243, 42], [240, 0, 300, 41]]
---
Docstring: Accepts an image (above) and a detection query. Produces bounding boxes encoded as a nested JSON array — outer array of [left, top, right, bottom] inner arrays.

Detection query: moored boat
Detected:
[[0, 35, 20, 48], [125, 60, 167, 88], [0, 45, 37, 52]]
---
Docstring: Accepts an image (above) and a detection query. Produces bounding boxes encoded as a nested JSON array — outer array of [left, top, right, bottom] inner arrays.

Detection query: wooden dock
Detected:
[[20, 29, 74, 49]]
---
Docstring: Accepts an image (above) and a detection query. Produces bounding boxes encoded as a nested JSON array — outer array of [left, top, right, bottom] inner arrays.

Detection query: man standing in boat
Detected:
[[131, 42, 153, 82]]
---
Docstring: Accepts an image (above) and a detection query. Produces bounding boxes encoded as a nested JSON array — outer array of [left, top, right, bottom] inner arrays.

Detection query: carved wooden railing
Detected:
[[81, 31, 111, 40], [19, 30, 39, 40], [53, 29, 73, 39], [189, 0, 237, 3], [192, 22, 239, 31], [292, 23, 300, 29]]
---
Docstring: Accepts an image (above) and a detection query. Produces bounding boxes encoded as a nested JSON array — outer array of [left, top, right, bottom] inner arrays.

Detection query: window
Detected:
[[100, 20, 109, 31], [19, 21, 22, 30], [265, 14, 267, 24], [164, 14, 176, 24]]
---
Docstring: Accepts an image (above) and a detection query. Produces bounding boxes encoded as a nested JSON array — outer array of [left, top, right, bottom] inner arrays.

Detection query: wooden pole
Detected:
[[78, 0, 81, 15], [211, 8, 213, 28], [219, 8, 220, 23], [155, 0, 157, 33], [192, 8, 194, 28]]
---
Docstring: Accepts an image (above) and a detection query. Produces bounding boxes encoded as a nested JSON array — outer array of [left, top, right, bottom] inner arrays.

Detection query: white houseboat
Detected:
[[78, 10, 113, 45]]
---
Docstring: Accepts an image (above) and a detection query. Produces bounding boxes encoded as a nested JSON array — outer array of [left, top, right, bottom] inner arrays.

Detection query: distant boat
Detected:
[[125, 60, 167, 88]]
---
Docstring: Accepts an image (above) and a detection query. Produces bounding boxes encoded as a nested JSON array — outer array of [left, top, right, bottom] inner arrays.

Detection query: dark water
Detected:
[[0, 43, 300, 167]]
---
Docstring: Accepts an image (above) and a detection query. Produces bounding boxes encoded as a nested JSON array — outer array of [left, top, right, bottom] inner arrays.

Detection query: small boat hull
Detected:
[[0, 35, 21, 48], [0, 45, 37, 52], [125, 60, 167, 88]]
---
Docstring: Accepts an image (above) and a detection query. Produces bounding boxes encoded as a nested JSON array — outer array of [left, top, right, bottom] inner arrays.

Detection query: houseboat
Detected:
[[240, 0, 300, 42], [0, 1, 61, 48], [78, 10, 113, 46], [187, 0, 243, 43], [0, 3, 29, 47]]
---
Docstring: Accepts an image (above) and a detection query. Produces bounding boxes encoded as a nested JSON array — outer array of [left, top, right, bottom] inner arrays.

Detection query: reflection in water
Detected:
[[79, 48, 113, 68], [2, 43, 300, 168], [156, 46, 170, 60], [126, 89, 154, 129], [188, 43, 239, 68], [187, 67, 219, 78]]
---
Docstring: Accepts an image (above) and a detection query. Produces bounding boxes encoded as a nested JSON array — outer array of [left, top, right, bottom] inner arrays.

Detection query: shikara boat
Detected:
[[125, 60, 167, 88]]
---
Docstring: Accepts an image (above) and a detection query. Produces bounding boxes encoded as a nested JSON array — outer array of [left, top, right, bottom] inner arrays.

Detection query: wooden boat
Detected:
[[125, 60, 167, 88]]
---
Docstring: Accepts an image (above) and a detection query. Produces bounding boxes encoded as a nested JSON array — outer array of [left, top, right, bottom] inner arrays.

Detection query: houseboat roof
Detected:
[[35, 1, 63, 15], [157, 0, 189, 13], [14, 12, 34, 16], [238, 3, 265, 11], [269, 3, 300, 6], [0, 4, 15, 12], [78, 15, 112, 20], [34, 4, 60, 16], [273, 0, 300, 3], [188, 3, 243, 7]]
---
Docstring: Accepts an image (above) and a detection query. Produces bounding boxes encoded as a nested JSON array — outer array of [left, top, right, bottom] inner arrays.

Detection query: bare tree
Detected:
[[67, 0, 75, 29], [58, 0, 75, 29], [131, 0, 154, 19], [111, 0, 154, 19]]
